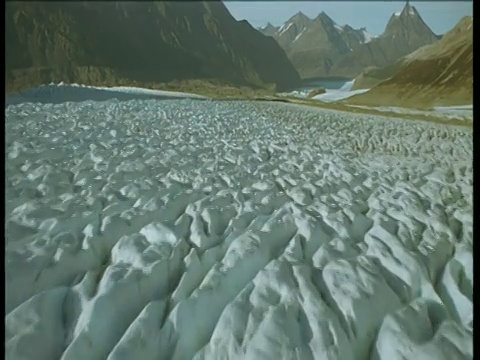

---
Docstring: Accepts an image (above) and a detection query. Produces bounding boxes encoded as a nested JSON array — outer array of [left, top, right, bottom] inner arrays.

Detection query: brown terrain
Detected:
[[350, 63, 402, 91], [347, 16, 472, 109]]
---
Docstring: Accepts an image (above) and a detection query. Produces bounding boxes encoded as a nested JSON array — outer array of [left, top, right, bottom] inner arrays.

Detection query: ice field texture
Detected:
[[5, 89, 473, 360]]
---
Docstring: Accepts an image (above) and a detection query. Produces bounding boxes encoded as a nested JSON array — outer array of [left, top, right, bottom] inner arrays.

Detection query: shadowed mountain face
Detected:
[[6, 1, 301, 93], [347, 16, 472, 108], [261, 3, 439, 79]]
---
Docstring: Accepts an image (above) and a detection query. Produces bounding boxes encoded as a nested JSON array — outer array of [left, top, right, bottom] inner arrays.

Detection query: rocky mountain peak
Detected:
[[399, 1, 420, 18], [291, 11, 309, 21], [383, 1, 438, 40], [315, 11, 335, 25], [259, 22, 279, 36], [285, 11, 311, 29]]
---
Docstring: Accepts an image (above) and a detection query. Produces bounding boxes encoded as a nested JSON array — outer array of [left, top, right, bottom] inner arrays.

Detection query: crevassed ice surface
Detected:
[[5, 97, 473, 360]]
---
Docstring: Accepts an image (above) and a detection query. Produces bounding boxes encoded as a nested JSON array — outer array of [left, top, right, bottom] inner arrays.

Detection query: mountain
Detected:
[[350, 63, 403, 91], [260, 12, 373, 79], [258, 22, 279, 37], [262, 2, 439, 80], [6, 2, 301, 94], [329, 2, 440, 78], [347, 16, 473, 108]]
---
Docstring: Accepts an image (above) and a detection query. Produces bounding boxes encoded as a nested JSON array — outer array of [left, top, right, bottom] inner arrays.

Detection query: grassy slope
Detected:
[[347, 17, 472, 109], [277, 97, 472, 128]]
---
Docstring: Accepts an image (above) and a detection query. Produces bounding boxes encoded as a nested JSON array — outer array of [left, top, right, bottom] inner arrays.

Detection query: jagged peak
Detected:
[[261, 22, 275, 29], [401, 1, 419, 17], [391, 1, 419, 19], [387, 1, 426, 28], [383, 3, 436, 40], [294, 11, 307, 18], [288, 11, 311, 23], [316, 11, 333, 21], [276, 11, 311, 35]]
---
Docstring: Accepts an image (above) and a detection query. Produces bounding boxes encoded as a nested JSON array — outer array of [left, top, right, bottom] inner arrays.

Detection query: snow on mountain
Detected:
[[5, 86, 473, 359], [362, 29, 376, 43], [293, 28, 306, 43], [278, 21, 293, 35], [266, 11, 371, 78], [329, 2, 439, 78]]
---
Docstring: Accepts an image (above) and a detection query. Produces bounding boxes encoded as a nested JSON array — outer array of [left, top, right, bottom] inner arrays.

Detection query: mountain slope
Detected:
[[350, 63, 403, 91], [262, 3, 439, 80], [6, 2, 301, 93], [329, 2, 439, 78], [258, 22, 279, 37], [261, 12, 371, 79], [347, 16, 473, 108]]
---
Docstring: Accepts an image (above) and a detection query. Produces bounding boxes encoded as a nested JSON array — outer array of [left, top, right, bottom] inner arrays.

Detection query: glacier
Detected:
[[5, 85, 473, 360]]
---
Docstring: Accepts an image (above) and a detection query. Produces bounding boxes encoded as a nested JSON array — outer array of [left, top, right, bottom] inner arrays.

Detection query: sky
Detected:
[[224, 1, 473, 36]]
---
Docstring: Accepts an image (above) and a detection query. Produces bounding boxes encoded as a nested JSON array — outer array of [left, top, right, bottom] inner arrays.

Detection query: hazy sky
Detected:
[[224, 1, 473, 36]]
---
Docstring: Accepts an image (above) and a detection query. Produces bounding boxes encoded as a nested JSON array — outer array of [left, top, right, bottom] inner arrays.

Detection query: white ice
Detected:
[[280, 80, 369, 103], [6, 83, 207, 106], [312, 88, 370, 102], [5, 85, 473, 360]]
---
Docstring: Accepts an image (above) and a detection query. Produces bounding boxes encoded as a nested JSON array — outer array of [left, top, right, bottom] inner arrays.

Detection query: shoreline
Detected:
[[6, 82, 472, 128]]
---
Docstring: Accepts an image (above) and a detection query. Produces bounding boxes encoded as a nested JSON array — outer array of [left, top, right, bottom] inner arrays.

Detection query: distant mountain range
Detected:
[[259, 2, 440, 80], [347, 16, 472, 108], [6, 1, 301, 94]]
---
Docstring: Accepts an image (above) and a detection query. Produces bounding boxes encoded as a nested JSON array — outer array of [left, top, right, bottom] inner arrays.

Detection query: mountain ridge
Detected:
[[6, 1, 301, 94], [261, 10, 371, 79], [261, 2, 439, 79]]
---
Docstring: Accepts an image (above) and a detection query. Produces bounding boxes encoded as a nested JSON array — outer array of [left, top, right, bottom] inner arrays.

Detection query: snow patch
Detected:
[[293, 28, 306, 42], [362, 29, 376, 43], [278, 22, 293, 36]]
